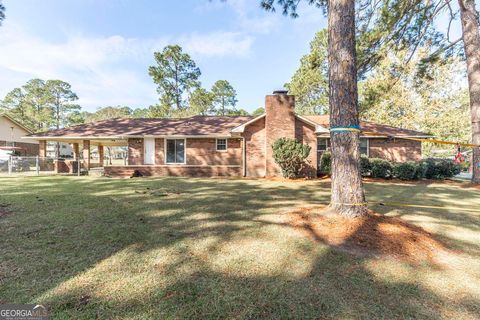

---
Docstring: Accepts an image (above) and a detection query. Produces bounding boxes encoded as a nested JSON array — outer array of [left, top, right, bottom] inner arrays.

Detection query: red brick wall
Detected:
[[244, 117, 266, 177], [295, 119, 317, 177], [186, 138, 242, 166], [0, 140, 39, 156], [55, 160, 79, 173], [265, 94, 296, 176], [242, 111, 317, 178], [104, 165, 242, 177], [369, 138, 422, 162], [127, 137, 242, 168], [155, 138, 164, 164], [128, 138, 144, 165]]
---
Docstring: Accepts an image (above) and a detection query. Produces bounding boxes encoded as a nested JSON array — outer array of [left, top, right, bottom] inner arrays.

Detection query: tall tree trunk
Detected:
[[328, 0, 367, 217], [55, 99, 60, 158], [175, 64, 181, 110], [222, 96, 225, 115], [459, 0, 480, 183]]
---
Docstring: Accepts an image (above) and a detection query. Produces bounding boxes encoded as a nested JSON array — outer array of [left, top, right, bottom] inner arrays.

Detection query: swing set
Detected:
[[454, 144, 466, 164]]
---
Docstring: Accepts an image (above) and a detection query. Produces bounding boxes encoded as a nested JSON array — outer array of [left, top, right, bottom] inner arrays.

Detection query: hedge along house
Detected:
[[25, 91, 430, 177]]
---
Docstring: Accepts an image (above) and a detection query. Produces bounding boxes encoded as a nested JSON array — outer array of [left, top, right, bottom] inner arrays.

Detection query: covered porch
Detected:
[[37, 138, 128, 174]]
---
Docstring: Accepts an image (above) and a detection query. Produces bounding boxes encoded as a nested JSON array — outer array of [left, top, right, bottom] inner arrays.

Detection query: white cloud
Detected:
[[0, 23, 255, 110], [0, 24, 161, 109], [0, 0, 325, 111], [180, 31, 254, 57]]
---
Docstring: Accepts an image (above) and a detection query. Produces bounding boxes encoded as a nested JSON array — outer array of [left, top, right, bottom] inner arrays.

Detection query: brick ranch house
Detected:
[[25, 91, 430, 177]]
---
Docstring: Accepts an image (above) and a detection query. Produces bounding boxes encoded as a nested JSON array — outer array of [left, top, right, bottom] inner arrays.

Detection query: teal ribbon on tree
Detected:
[[330, 125, 362, 133]]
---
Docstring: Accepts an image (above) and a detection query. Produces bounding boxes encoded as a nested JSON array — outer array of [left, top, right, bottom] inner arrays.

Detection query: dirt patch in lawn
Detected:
[[0, 204, 12, 218], [134, 188, 183, 197], [288, 208, 454, 264], [266, 176, 329, 182]]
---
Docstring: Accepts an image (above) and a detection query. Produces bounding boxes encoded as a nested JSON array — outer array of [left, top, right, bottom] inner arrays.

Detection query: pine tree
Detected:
[[262, 0, 367, 217], [210, 80, 238, 115], [285, 29, 328, 115], [149, 45, 201, 111]]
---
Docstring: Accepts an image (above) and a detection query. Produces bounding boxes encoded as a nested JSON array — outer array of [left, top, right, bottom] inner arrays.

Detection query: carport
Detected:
[[35, 137, 128, 173]]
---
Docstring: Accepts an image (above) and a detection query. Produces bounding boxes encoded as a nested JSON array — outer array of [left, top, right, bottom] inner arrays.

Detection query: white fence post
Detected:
[[8, 156, 12, 175], [36, 156, 40, 175]]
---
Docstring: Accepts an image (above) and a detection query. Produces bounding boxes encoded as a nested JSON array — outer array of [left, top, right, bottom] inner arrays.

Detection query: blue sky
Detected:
[[0, 0, 464, 113], [0, 0, 328, 112]]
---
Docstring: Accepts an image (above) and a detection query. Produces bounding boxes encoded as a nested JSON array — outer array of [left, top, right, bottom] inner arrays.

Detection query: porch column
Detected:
[[98, 145, 104, 167], [72, 143, 79, 160], [83, 140, 90, 169], [39, 140, 47, 158]]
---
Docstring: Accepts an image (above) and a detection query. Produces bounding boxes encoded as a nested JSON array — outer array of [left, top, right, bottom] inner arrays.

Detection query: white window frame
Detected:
[[164, 138, 186, 165], [216, 138, 228, 152], [360, 138, 369, 157], [317, 137, 368, 156], [317, 138, 329, 152]]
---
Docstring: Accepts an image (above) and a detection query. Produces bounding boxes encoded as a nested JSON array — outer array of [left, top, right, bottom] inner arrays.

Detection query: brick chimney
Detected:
[[265, 90, 296, 176]]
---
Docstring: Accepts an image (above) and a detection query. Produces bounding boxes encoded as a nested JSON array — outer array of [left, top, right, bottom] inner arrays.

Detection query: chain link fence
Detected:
[[0, 156, 86, 176]]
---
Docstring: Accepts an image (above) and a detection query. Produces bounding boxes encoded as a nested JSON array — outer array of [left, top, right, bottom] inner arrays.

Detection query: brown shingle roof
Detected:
[[29, 116, 252, 138], [28, 114, 430, 138], [304, 115, 431, 137]]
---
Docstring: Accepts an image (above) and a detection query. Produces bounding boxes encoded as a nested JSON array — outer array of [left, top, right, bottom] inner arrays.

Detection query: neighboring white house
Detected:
[[46, 142, 73, 158], [0, 114, 39, 156]]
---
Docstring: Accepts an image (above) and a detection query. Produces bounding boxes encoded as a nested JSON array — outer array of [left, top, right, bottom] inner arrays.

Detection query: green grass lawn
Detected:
[[0, 176, 479, 319]]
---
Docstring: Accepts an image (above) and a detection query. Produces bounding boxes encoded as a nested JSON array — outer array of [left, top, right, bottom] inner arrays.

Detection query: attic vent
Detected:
[[272, 89, 288, 95]]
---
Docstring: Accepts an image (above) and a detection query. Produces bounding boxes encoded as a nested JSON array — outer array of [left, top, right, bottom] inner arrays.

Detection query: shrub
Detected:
[[421, 158, 461, 179], [452, 163, 463, 176], [370, 158, 393, 178], [316, 153, 461, 181], [459, 161, 470, 172], [319, 153, 371, 177], [360, 155, 371, 176], [272, 138, 311, 178], [393, 161, 421, 180], [319, 151, 332, 176]]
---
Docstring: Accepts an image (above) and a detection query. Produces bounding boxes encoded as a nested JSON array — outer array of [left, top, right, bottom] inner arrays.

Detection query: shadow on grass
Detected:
[[46, 250, 469, 319], [0, 176, 479, 318], [364, 181, 480, 255]]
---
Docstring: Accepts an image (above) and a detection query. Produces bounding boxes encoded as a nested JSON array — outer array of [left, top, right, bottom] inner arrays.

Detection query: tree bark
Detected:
[[55, 96, 60, 159], [174, 62, 181, 110], [222, 96, 225, 115], [328, 0, 367, 217], [459, 0, 480, 183]]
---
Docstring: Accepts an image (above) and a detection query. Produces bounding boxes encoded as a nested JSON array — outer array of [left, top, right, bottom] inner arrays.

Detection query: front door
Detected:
[[144, 138, 155, 165]]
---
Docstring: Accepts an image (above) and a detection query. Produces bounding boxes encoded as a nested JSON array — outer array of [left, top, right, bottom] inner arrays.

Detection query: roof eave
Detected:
[[316, 133, 433, 138], [230, 114, 266, 133], [23, 134, 235, 140], [294, 114, 330, 133], [1, 114, 33, 134]]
